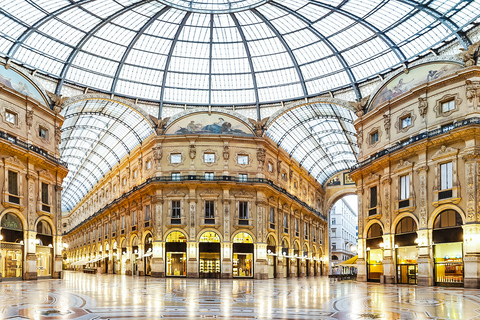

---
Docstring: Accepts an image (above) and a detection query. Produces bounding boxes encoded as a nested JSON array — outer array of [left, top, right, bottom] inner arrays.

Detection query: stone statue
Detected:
[[418, 97, 428, 117], [46, 91, 68, 114], [26, 109, 33, 128], [457, 40, 480, 67], [248, 117, 269, 137], [348, 95, 370, 117], [189, 144, 196, 160], [149, 115, 170, 135], [223, 145, 229, 160]]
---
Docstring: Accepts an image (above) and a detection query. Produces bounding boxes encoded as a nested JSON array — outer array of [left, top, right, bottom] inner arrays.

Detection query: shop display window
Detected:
[[167, 252, 186, 276], [434, 242, 463, 284], [36, 246, 52, 277], [367, 249, 383, 281], [396, 246, 417, 264], [233, 253, 252, 277], [1, 244, 23, 278]]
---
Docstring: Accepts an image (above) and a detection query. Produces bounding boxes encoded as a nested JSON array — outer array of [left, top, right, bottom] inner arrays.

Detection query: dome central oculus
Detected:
[[157, 0, 269, 13]]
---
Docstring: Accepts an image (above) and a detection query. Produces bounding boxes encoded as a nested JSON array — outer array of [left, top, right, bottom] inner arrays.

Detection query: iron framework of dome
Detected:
[[0, 0, 479, 107]]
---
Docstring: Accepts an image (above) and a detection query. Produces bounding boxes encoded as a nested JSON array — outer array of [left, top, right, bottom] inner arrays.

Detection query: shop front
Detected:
[[166, 231, 187, 277], [395, 217, 418, 284], [303, 244, 309, 276], [293, 242, 300, 277], [36, 220, 53, 278], [120, 240, 127, 275], [433, 209, 464, 286], [112, 241, 117, 274], [199, 231, 221, 278], [232, 232, 253, 278], [366, 223, 383, 282], [131, 236, 139, 275], [1, 213, 24, 280]]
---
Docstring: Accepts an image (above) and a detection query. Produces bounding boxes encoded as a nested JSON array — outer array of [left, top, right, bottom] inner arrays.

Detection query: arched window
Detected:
[[1, 213, 23, 243], [434, 210, 462, 229], [367, 223, 383, 238], [395, 217, 417, 234], [233, 232, 253, 243], [166, 231, 187, 242], [37, 220, 52, 235], [332, 255, 338, 260]]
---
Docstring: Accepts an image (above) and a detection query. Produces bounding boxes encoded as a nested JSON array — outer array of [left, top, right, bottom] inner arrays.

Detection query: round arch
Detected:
[[281, 237, 290, 248], [196, 229, 223, 242], [119, 237, 127, 248], [142, 230, 153, 244], [303, 242, 309, 253], [266, 233, 276, 246], [293, 240, 300, 251], [130, 234, 139, 247], [391, 212, 420, 234], [0, 208, 27, 231], [231, 230, 256, 243], [326, 188, 357, 215], [164, 229, 188, 242], [428, 204, 466, 229], [363, 219, 384, 239], [265, 98, 356, 129], [34, 216, 55, 235]]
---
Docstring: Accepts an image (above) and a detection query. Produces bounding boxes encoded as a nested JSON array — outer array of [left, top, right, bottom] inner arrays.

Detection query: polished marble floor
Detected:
[[0, 272, 479, 319]]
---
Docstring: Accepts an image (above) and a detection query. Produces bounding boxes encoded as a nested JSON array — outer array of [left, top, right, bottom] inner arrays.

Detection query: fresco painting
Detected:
[[0, 64, 45, 103], [166, 113, 253, 136], [370, 63, 462, 110]]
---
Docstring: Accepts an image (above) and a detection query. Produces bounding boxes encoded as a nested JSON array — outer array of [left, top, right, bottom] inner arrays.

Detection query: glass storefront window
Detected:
[[233, 253, 252, 277], [396, 246, 418, 264], [167, 252, 186, 276], [434, 242, 463, 284], [367, 249, 383, 281], [36, 246, 52, 277], [1, 244, 23, 278], [199, 232, 220, 243]]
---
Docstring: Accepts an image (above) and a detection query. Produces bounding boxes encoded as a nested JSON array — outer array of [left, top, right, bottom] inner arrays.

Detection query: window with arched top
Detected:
[[267, 235, 276, 246], [332, 255, 338, 260], [37, 220, 52, 235], [395, 217, 417, 234], [367, 223, 383, 238], [434, 210, 462, 229], [1, 213, 24, 243], [166, 231, 187, 242]]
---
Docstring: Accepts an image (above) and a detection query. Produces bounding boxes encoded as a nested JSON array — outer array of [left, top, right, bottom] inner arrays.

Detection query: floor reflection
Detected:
[[0, 271, 479, 319]]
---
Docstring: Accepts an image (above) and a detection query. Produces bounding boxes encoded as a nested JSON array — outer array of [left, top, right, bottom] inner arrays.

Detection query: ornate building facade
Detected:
[[0, 63, 68, 281], [63, 111, 328, 279], [351, 52, 480, 288]]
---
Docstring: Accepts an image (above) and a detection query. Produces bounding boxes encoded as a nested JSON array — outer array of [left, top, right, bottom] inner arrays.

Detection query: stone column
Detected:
[[276, 245, 283, 278], [381, 233, 394, 284], [187, 242, 198, 278], [53, 185, 63, 279], [288, 248, 296, 278], [137, 244, 145, 276], [221, 242, 232, 278], [416, 229, 433, 286], [151, 240, 164, 277], [255, 243, 268, 279], [24, 231, 37, 280], [463, 224, 480, 288], [125, 246, 132, 275]]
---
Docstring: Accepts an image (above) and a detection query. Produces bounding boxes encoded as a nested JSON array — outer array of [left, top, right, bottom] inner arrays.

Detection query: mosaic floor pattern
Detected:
[[0, 272, 479, 319]]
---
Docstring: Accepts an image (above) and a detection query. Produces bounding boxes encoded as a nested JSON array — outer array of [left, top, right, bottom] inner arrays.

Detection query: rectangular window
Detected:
[[332, 228, 336, 237], [145, 205, 150, 221], [132, 211, 136, 226], [440, 162, 453, 190], [41, 182, 48, 204], [370, 131, 378, 144], [205, 172, 214, 180], [171, 200, 181, 219], [205, 200, 215, 219], [5, 110, 16, 124], [133, 170, 137, 178], [122, 177, 126, 185], [400, 175, 410, 200], [269, 208, 275, 223], [171, 153, 182, 164], [370, 186, 377, 208], [295, 218, 299, 237], [401, 116, 411, 128], [113, 220, 116, 232], [146, 160, 152, 170], [304, 222, 308, 238], [237, 155, 248, 165], [114, 185, 117, 192], [268, 163, 273, 172], [171, 172, 181, 181], [284, 214, 288, 231], [238, 174, 248, 182], [204, 153, 215, 163], [442, 100, 455, 113], [39, 126, 47, 139], [332, 218, 336, 225], [239, 201, 249, 221], [8, 170, 18, 195], [122, 216, 125, 229], [332, 243, 336, 250]]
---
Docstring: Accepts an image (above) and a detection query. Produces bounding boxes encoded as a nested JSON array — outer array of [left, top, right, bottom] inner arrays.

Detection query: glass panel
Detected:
[[233, 253, 253, 277], [166, 252, 186, 276]]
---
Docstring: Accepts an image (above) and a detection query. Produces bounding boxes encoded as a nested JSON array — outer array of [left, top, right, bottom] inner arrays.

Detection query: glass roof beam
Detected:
[[55, 0, 153, 95], [208, 13, 214, 106], [230, 12, 260, 119], [7, 0, 96, 57], [64, 111, 143, 143], [329, 104, 358, 158], [251, 8, 308, 97], [110, 6, 171, 93], [301, 150, 353, 167], [158, 11, 192, 118], [60, 146, 112, 170], [270, 1, 361, 100], [309, 0, 407, 63], [62, 125, 130, 153], [62, 154, 108, 176], [61, 136, 121, 163], [314, 159, 357, 183], [289, 132, 356, 155], [395, 0, 472, 49]]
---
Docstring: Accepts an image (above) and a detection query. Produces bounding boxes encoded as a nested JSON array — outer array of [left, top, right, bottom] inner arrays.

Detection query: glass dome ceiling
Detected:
[[0, 0, 479, 106]]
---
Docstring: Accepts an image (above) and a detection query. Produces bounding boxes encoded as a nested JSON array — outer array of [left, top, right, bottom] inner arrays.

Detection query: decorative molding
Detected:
[[395, 109, 416, 133], [234, 189, 254, 198], [201, 149, 219, 167], [433, 93, 462, 118], [200, 189, 219, 198], [431, 145, 459, 161], [394, 159, 413, 172], [234, 151, 251, 169], [167, 150, 185, 167], [383, 113, 391, 135], [366, 126, 382, 148], [1, 104, 21, 129]]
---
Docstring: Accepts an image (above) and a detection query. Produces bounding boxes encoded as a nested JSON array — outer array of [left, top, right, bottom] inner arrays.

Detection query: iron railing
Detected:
[[352, 117, 480, 171], [0, 131, 67, 167], [65, 175, 327, 235]]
